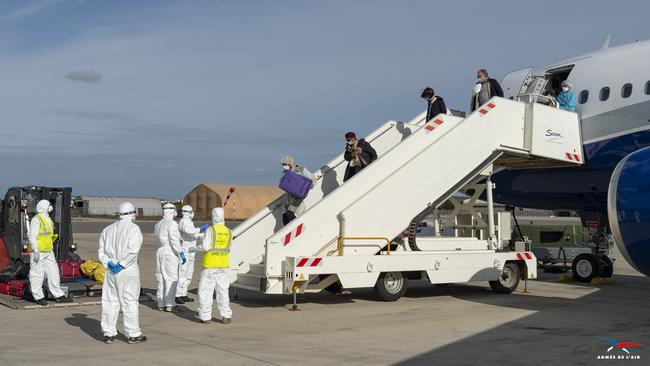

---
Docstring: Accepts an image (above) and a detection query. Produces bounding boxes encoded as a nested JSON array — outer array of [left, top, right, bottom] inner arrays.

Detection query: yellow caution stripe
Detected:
[[558, 274, 615, 285], [590, 277, 616, 285]]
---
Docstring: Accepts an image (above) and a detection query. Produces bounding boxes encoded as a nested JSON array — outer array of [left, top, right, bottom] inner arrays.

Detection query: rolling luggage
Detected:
[[279, 170, 312, 199], [84, 282, 102, 297], [45, 285, 69, 299], [9, 279, 30, 298], [0, 282, 10, 295], [62, 279, 102, 297], [64, 281, 90, 298], [58, 259, 84, 279]]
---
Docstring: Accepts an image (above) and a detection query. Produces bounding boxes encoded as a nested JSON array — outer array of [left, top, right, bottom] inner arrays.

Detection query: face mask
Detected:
[[347, 140, 355, 146], [282, 165, 290, 171], [562, 87, 569, 92], [120, 213, 135, 221]]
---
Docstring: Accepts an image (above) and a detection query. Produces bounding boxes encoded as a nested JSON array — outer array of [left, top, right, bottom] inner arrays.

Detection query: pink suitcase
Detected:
[[0, 282, 10, 295], [58, 259, 84, 279]]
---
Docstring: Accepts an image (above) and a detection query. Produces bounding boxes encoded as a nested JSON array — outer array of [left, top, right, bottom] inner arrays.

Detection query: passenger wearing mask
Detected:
[[421, 87, 448, 122], [190, 207, 234, 324], [556, 80, 576, 112], [98, 202, 147, 344], [154, 203, 186, 312], [343, 132, 377, 182], [471, 68, 504, 111], [177, 205, 206, 304], [28, 199, 73, 305], [280, 155, 316, 225]]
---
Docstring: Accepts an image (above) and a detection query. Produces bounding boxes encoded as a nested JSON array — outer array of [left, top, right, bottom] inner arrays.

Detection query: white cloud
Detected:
[[0, 0, 83, 24]]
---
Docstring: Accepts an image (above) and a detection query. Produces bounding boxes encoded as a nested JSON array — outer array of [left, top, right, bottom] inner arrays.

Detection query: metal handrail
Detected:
[[517, 93, 558, 107], [337, 236, 391, 256]]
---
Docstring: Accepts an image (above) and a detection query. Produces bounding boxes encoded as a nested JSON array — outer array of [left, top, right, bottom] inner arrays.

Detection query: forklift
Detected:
[[0, 186, 79, 281]]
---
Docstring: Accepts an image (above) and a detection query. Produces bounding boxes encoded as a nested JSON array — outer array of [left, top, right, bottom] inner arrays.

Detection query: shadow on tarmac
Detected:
[[392, 274, 650, 366], [140, 288, 205, 323], [64, 313, 106, 342]]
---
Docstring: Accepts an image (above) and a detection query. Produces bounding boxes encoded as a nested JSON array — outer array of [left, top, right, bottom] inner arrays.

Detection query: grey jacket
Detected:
[[281, 165, 315, 215]]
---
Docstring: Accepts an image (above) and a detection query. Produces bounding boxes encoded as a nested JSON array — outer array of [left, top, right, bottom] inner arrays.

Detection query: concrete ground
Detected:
[[0, 221, 648, 365]]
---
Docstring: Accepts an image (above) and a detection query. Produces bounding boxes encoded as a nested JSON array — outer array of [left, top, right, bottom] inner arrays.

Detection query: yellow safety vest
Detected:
[[203, 224, 233, 269], [35, 214, 57, 253]]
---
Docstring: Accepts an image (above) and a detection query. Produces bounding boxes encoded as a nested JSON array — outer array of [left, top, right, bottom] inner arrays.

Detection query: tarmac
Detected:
[[0, 219, 648, 365]]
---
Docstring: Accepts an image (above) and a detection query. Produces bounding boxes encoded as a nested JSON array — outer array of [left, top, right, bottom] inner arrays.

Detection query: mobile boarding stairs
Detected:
[[229, 97, 583, 301]]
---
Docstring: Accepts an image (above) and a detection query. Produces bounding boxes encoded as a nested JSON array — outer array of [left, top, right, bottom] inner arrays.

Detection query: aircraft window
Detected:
[[622, 83, 633, 98], [578, 90, 589, 104], [645, 80, 650, 95], [599, 87, 610, 101]]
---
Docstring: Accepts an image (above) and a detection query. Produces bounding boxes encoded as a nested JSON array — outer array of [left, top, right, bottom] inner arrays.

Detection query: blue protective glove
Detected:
[[179, 251, 187, 265], [108, 261, 123, 274], [198, 224, 210, 232], [32, 251, 40, 264]]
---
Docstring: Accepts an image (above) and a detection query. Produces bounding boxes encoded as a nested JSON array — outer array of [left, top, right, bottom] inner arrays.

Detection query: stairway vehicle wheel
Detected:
[[374, 272, 407, 301], [489, 262, 520, 294], [572, 253, 602, 282], [598, 255, 614, 278], [14, 259, 29, 279], [324, 281, 343, 294]]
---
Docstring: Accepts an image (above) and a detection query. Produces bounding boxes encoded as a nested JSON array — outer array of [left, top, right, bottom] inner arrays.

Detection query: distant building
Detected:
[[73, 196, 163, 218], [183, 184, 283, 221]]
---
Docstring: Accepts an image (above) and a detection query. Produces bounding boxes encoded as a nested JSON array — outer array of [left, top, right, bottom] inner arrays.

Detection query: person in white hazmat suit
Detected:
[[98, 202, 147, 344], [154, 203, 187, 312], [176, 205, 207, 304], [190, 207, 233, 324], [28, 199, 73, 305]]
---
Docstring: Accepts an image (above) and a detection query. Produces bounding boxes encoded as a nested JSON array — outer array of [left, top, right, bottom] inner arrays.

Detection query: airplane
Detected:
[[492, 37, 650, 281]]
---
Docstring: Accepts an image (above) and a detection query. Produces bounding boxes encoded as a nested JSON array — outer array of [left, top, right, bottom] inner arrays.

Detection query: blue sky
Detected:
[[1, 0, 649, 199]]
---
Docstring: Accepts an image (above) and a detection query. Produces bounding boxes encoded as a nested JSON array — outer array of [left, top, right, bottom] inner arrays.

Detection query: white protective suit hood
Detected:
[[36, 199, 52, 214], [118, 202, 136, 221], [211, 207, 225, 224], [162, 203, 177, 219], [181, 205, 194, 220]]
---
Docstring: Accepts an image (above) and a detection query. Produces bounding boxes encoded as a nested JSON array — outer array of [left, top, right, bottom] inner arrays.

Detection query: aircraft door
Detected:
[[501, 67, 533, 100]]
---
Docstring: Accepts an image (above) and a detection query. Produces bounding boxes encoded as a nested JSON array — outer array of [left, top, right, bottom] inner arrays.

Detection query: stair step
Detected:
[[249, 263, 266, 276], [237, 273, 264, 289], [232, 282, 263, 292]]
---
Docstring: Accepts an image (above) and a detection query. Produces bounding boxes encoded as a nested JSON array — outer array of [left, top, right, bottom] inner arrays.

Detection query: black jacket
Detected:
[[344, 139, 377, 181], [471, 78, 504, 111], [426, 97, 447, 121]]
